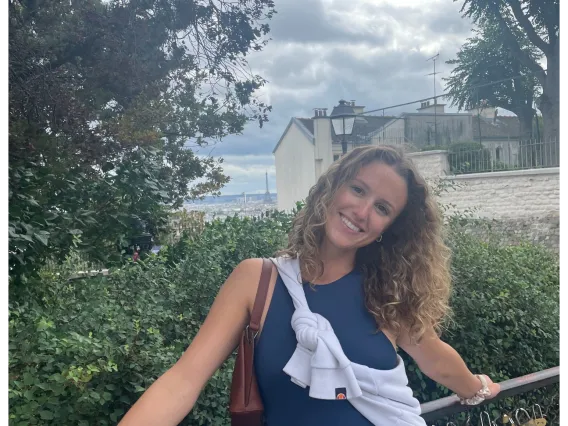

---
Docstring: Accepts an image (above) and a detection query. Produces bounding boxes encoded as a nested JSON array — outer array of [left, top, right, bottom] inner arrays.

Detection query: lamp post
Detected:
[[330, 100, 356, 155]]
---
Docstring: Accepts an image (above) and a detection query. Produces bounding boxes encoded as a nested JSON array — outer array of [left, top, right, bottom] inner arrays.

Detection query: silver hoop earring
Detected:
[[375, 234, 382, 243]]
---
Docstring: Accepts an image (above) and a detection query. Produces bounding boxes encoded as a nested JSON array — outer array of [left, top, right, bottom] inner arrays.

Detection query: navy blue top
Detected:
[[254, 269, 398, 426]]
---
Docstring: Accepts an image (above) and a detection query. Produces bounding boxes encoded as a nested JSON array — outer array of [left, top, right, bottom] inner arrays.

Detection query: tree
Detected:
[[9, 0, 275, 282], [444, 17, 541, 141], [456, 0, 559, 141]]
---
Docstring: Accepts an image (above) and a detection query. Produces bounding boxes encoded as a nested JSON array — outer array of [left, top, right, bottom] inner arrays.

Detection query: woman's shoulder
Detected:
[[232, 257, 275, 276], [230, 258, 278, 317], [229, 258, 277, 292]]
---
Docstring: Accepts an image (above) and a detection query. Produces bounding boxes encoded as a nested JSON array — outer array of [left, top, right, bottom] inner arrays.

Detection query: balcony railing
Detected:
[[420, 366, 559, 425], [447, 139, 559, 175]]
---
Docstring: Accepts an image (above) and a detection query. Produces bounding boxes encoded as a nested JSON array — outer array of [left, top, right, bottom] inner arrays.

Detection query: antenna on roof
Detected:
[[426, 53, 441, 145]]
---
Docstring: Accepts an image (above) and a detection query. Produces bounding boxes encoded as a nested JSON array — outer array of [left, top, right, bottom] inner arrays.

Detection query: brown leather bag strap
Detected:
[[241, 259, 272, 407], [248, 258, 272, 333]]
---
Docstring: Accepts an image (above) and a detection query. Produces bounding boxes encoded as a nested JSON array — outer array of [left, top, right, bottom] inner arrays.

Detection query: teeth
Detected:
[[341, 215, 361, 232]]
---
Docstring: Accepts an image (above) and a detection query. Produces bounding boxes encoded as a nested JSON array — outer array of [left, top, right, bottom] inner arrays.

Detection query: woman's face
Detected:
[[324, 161, 408, 252]]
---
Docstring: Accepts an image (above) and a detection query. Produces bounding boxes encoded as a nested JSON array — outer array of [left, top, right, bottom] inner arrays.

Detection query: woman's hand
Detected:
[[479, 374, 501, 399], [396, 328, 502, 402]]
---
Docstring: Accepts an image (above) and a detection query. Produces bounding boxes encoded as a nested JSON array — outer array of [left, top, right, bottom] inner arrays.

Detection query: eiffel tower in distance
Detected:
[[263, 171, 272, 203]]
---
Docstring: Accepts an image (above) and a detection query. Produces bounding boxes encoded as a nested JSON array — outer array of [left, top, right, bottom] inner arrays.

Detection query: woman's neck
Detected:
[[303, 240, 357, 285]]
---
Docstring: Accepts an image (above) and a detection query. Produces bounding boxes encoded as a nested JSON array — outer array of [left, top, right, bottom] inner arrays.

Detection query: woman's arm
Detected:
[[397, 328, 501, 400], [118, 258, 265, 426]]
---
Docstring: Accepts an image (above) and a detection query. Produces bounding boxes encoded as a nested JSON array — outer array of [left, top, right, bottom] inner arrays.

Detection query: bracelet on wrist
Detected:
[[457, 374, 492, 406]]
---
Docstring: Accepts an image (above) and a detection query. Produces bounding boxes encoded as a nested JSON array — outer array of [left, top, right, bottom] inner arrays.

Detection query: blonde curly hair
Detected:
[[279, 145, 452, 342]]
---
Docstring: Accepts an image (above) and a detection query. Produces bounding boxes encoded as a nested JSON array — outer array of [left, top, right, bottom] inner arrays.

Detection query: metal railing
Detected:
[[447, 139, 559, 175], [421, 366, 560, 425]]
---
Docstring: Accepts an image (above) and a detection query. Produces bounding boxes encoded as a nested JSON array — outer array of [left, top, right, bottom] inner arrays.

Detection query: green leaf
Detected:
[[35, 233, 49, 246], [39, 410, 54, 420]]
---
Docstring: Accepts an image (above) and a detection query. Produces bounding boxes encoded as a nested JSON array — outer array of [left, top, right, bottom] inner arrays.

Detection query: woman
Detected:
[[119, 145, 500, 425], [132, 246, 140, 262]]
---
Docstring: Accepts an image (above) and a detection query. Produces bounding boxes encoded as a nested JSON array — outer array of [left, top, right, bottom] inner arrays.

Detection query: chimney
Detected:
[[418, 101, 445, 114], [348, 100, 365, 115], [313, 108, 328, 118], [313, 106, 333, 180]]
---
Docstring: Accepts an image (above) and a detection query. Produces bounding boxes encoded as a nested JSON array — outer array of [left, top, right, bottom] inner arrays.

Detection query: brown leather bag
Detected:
[[229, 258, 272, 426]]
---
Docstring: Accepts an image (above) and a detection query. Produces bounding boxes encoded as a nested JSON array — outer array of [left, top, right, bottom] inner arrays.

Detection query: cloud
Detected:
[[196, 0, 475, 194], [268, 0, 393, 45], [217, 155, 276, 195]]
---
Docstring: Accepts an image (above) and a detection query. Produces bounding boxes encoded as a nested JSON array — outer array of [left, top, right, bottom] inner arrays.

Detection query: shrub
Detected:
[[420, 142, 503, 174], [9, 213, 290, 426], [9, 213, 559, 425], [447, 141, 493, 174], [403, 224, 559, 405]]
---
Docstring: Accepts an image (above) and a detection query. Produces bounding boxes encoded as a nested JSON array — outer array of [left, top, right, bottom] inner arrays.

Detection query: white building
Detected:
[[272, 102, 394, 211], [273, 100, 521, 211]]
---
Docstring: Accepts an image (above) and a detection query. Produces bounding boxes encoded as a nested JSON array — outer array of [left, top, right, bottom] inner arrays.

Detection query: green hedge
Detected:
[[9, 213, 290, 426], [421, 142, 514, 174], [9, 214, 559, 425], [402, 225, 559, 404]]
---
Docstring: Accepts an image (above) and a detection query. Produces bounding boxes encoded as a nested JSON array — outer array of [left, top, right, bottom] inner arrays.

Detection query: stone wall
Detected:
[[438, 168, 559, 220], [409, 151, 559, 252], [455, 215, 559, 252], [407, 150, 449, 181]]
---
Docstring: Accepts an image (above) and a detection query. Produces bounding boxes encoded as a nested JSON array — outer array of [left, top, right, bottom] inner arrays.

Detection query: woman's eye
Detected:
[[351, 185, 363, 195], [375, 204, 390, 215]]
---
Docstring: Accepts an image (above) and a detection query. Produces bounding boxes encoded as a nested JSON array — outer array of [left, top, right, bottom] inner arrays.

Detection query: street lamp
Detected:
[[330, 99, 356, 154]]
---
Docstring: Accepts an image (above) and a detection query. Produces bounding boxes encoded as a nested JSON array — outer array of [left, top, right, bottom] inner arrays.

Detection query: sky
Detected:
[[194, 0, 478, 195]]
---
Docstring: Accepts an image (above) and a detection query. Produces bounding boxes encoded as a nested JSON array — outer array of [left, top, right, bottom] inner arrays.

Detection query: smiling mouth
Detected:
[[340, 214, 363, 233]]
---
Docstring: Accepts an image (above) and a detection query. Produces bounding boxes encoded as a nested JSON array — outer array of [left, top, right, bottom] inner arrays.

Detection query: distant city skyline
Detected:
[[184, 192, 279, 221], [214, 188, 277, 196]]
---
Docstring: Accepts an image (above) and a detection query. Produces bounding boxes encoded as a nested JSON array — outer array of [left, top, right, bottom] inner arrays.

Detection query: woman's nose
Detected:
[[352, 200, 373, 221]]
